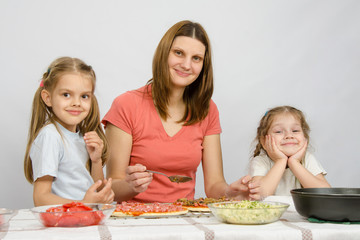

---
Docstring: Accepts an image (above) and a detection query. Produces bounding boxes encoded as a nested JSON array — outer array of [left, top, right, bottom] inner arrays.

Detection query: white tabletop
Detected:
[[1, 196, 359, 240]]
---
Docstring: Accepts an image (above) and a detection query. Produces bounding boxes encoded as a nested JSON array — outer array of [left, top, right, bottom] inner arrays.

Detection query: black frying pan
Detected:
[[290, 188, 360, 221]]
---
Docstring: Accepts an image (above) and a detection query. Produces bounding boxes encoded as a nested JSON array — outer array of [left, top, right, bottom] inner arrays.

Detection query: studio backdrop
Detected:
[[1, 0, 359, 209]]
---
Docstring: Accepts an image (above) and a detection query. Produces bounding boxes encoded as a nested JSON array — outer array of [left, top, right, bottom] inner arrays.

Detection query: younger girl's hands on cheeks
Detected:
[[83, 178, 114, 204], [225, 175, 261, 200], [288, 140, 308, 165], [125, 164, 153, 193], [84, 131, 104, 163], [262, 135, 287, 163]]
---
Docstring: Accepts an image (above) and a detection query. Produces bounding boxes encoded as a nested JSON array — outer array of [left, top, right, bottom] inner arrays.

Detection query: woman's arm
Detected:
[[105, 123, 152, 202], [202, 134, 256, 200], [202, 134, 227, 198]]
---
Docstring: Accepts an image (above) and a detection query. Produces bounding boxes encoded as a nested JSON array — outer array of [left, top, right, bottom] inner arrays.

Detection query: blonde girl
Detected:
[[24, 57, 114, 206], [250, 106, 330, 199]]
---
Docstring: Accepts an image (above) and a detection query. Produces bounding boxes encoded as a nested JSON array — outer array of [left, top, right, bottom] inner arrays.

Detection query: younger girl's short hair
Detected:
[[253, 106, 310, 157], [24, 57, 108, 183]]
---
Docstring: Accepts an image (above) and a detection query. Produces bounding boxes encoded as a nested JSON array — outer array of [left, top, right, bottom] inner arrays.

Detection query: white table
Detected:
[[1, 196, 359, 240]]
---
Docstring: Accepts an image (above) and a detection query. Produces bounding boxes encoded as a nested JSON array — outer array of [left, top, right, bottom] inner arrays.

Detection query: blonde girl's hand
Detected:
[[83, 178, 115, 204], [288, 139, 308, 164], [125, 164, 153, 193], [84, 131, 104, 163], [262, 135, 287, 163]]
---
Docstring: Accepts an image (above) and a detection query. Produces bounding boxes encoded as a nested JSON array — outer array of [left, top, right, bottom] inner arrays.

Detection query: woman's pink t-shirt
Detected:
[[102, 85, 222, 203]]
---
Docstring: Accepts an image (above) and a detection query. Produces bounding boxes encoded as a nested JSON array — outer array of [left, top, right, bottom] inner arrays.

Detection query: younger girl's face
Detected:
[[267, 113, 306, 157], [168, 36, 205, 90], [41, 73, 93, 132]]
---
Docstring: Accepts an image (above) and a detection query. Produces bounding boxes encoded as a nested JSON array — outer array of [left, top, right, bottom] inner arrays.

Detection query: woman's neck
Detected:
[[166, 88, 186, 121], [168, 87, 184, 107]]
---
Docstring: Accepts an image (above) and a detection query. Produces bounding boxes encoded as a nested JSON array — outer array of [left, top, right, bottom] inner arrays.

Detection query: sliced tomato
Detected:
[[42, 202, 99, 227], [40, 212, 60, 227], [57, 214, 82, 227]]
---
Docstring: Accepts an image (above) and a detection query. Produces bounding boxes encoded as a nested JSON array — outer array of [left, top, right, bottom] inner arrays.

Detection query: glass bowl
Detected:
[[31, 203, 116, 227], [0, 208, 17, 226], [208, 200, 289, 224]]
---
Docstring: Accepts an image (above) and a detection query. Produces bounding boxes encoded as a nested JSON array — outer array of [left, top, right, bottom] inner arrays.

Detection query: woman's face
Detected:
[[168, 36, 205, 89], [267, 113, 306, 157]]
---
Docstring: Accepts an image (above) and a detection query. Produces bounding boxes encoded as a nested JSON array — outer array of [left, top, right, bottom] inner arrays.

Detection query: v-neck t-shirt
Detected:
[[102, 85, 222, 202]]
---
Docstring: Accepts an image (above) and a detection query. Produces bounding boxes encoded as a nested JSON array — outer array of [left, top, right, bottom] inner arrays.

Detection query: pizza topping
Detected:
[[176, 196, 229, 207], [115, 202, 186, 216]]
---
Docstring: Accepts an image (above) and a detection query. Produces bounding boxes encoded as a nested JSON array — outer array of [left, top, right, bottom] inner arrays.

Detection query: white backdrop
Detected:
[[1, 0, 359, 209]]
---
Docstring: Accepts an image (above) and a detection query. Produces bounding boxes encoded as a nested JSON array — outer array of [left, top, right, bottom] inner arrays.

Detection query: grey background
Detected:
[[1, 0, 359, 209]]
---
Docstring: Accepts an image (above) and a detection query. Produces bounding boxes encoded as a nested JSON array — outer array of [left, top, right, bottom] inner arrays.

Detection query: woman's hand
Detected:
[[84, 131, 104, 163], [262, 135, 288, 163], [125, 164, 153, 193], [83, 178, 115, 204]]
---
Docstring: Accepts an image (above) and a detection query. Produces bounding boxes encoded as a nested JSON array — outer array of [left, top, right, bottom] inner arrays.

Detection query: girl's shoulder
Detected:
[[304, 151, 318, 163], [37, 123, 61, 138], [32, 123, 64, 149], [251, 151, 273, 165]]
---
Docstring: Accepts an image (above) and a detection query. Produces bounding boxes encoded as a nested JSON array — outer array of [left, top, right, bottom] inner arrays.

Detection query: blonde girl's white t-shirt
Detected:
[[30, 123, 94, 200], [249, 150, 327, 196]]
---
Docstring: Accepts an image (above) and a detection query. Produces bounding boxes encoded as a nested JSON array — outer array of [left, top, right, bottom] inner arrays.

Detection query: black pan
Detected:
[[290, 188, 360, 222]]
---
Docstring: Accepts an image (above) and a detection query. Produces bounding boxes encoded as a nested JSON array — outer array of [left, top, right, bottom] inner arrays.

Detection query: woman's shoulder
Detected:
[[113, 85, 151, 105]]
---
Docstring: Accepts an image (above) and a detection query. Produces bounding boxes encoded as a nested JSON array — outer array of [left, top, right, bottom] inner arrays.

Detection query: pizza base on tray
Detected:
[[112, 202, 188, 217], [112, 209, 188, 217], [176, 197, 229, 212], [184, 206, 210, 212]]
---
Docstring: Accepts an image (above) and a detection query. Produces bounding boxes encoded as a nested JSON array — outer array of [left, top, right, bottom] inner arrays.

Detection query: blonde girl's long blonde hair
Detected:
[[147, 20, 214, 126], [252, 106, 310, 158], [24, 57, 109, 184]]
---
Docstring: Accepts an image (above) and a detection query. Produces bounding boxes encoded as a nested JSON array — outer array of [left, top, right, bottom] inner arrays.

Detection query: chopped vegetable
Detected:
[[210, 200, 289, 224]]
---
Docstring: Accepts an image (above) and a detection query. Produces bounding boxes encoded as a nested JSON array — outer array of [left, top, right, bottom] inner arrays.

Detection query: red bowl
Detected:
[[31, 203, 115, 227]]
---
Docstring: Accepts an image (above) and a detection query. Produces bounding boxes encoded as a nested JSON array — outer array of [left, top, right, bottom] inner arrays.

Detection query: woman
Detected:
[[102, 20, 259, 203]]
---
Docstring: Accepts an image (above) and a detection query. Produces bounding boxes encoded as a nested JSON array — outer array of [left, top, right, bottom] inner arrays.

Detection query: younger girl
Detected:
[[250, 106, 330, 198], [24, 57, 114, 206]]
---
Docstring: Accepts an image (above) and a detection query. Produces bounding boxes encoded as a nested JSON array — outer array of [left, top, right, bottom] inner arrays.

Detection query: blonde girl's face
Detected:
[[267, 113, 306, 157], [41, 73, 93, 132], [168, 36, 205, 90]]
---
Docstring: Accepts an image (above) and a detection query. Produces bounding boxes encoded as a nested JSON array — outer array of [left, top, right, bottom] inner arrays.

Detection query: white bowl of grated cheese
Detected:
[[208, 200, 289, 225]]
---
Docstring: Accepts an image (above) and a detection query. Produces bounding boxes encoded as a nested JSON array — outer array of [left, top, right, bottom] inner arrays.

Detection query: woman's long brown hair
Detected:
[[148, 20, 214, 126]]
